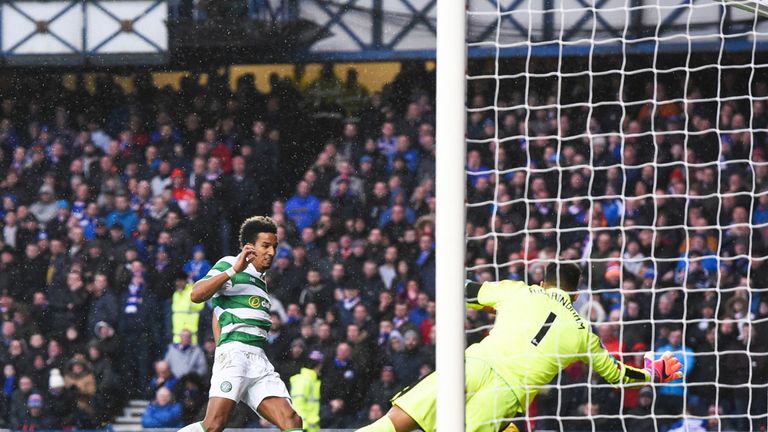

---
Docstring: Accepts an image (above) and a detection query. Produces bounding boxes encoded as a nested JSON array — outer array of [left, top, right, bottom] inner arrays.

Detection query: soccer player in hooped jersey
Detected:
[[358, 262, 684, 432], [178, 216, 304, 432]]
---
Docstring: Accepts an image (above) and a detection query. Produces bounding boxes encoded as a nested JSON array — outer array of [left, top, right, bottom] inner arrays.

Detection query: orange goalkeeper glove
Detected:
[[644, 351, 684, 383]]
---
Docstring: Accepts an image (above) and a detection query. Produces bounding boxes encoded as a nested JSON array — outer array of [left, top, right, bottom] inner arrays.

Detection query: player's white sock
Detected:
[[357, 416, 396, 432], [178, 421, 206, 432]]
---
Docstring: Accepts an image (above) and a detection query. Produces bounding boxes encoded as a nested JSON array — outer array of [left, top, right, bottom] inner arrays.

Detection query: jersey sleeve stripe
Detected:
[[212, 261, 233, 272]]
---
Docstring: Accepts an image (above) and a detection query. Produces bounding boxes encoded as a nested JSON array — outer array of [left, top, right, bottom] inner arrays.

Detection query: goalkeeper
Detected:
[[358, 262, 683, 432]]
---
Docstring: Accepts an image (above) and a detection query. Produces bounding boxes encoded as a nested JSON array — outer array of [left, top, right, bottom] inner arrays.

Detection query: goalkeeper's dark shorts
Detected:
[[391, 357, 522, 432]]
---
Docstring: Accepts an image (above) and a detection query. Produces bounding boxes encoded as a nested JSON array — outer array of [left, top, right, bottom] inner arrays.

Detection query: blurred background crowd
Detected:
[[463, 61, 768, 431], [0, 57, 766, 432], [0, 62, 437, 430]]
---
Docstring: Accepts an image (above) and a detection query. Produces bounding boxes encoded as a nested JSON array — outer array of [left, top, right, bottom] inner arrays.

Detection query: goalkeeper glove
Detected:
[[644, 351, 684, 383]]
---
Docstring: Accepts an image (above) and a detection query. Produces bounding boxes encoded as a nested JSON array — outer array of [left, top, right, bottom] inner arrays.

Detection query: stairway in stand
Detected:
[[111, 399, 149, 431]]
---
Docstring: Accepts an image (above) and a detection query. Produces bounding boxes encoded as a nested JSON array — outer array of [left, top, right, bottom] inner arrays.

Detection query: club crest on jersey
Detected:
[[220, 381, 232, 393]]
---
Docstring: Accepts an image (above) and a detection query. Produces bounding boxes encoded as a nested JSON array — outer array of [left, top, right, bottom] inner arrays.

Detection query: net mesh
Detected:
[[464, 0, 768, 430]]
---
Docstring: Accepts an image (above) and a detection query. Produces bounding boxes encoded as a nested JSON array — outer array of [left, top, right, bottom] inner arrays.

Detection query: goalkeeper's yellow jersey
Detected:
[[466, 280, 650, 412]]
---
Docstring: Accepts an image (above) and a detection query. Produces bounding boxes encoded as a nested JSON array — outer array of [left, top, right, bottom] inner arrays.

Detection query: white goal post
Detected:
[[435, 0, 468, 431]]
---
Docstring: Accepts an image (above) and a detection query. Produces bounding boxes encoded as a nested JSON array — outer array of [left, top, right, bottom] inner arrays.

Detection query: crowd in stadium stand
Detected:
[[0, 63, 436, 429], [0, 58, 766, 432], [464, 61, 768, 431]]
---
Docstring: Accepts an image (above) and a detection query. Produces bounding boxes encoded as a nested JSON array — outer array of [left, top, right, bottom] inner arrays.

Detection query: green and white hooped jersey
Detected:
[[204, 256, 272, 349]]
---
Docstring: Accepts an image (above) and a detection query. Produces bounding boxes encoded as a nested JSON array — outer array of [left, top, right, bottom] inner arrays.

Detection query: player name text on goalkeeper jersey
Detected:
[[528, 286, 586, 330]]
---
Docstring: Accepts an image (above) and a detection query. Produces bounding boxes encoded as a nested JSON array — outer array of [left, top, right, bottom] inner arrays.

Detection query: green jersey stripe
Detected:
[[222, 283, 269, 297], [231, 273, 267, 291], [218, 311, 271, 330], [212, 261, 233, 272], [219, 331, 266, 348], [211, 295, 271, 314]]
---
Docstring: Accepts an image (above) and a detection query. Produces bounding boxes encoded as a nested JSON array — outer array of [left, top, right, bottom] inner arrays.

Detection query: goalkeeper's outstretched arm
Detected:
[[466, 280, 496, 313], [585, 331, 683, 385]]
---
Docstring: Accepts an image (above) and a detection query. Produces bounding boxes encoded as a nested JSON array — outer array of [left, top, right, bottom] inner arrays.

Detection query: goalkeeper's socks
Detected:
[[357, 416, 396, 432], [178, 422, 206, 432]]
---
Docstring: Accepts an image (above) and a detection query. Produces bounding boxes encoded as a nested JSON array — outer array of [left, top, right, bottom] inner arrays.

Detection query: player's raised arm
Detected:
[[190, 244, 256, 303], [584, 330, 683, 385]]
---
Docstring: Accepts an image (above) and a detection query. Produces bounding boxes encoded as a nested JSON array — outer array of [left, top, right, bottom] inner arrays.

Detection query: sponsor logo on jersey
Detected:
[[248, 296, 270, 310]]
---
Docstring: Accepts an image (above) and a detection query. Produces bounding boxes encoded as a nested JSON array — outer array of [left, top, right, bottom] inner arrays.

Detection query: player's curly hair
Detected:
[[544, 262, 582, 292], [239, 216, 277, 246]]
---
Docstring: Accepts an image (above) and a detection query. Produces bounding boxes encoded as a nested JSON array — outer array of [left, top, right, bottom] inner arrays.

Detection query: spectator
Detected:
[[655, 328, 696, 417], [105, 222, 132, 265], [338, 286, 363, 327], [321, 342, 361, 421], [182, 245, 211, 282], [224, 155, 260, 235], [15, 393, 54, 431], [87, 342, 120, 425], [87, 272, 118, 333], [415, 235, 435, 298], [29, 185, 57, 228], [170, 169, 196, 215], [626, 386, 657, 431], [49, 271, 88, 338], [119, 260, 161, 397], [8, 375, 35, 428], [2, 213, 19, 251], [289, 350, 324, 432], [408, 293, 430, 329], [363, 365, 401, 412], [45, 369, 76, 429], [170, 273, 205, 344], [329, 160, 365, 202], [20, 243, 47, 296], [146, 360, 177, 400], [376, 122, 397, 156], [360, 403, 386, 429], [141, 387, 184, 429], [176, 374, 206, 424], [285, 180, 321, 231], [299, 269, 332, 315], [92, 321, 120, 361], [106, 194, 138, 236], [361, 261, 385, 302], [331, 179, 363, 221], [390, 330, 430, 385], [63, 355, 97, 426], [164, 330, 207, 380]]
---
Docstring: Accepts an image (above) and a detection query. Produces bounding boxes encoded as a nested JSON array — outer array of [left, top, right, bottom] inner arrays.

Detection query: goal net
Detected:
[[462, 0, 768, 430]]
